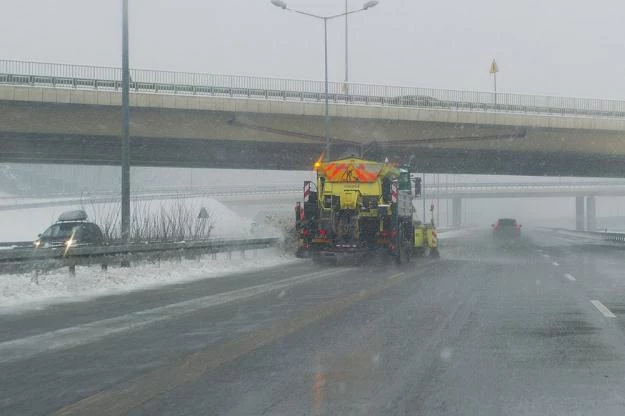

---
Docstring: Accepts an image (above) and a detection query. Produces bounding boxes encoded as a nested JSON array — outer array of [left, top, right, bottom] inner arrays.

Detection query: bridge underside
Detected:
[[2, 100, 625, 176], [3, 132, 625, 177]]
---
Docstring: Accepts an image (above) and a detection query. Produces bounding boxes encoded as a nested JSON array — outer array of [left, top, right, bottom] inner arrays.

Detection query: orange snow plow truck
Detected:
[[295, 156, 439, 264]]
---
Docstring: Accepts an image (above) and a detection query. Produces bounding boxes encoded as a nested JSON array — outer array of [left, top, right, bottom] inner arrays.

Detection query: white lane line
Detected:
[[552, 261, 560, 267], [0, 268, 350, 365], [542, 254, 550, 259], [564, 273, 576, 281], [591, 300, 616, 318]]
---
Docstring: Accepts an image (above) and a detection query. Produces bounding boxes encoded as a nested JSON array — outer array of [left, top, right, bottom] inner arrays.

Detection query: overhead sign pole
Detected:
[[489, 58, 499, 104]]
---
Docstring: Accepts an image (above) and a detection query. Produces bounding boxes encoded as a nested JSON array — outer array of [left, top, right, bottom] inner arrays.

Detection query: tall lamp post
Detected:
[[121, 0, 131, 253], [270, 0, 379, 160]]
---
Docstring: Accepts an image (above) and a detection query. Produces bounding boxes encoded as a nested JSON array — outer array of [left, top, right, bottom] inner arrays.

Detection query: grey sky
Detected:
[[2, 0, 624, 99]]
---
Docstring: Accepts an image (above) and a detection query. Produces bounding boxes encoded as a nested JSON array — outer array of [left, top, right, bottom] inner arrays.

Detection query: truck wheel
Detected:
[[430, 247, 440, 258]]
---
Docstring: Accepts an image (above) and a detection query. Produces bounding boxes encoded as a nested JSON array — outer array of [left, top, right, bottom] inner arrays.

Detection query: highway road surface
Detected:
[[2, 230, 625, 415]]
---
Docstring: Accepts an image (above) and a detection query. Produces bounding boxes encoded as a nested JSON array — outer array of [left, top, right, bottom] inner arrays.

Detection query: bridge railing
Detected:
[[430, 180, 625, 191], [2, 59, 625, 118]]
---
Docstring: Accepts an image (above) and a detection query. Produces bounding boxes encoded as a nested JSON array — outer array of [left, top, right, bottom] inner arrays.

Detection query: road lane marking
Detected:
[[542, 254, 550, 259], [388, 272, 405, 280], [591, 300, 616, 318], [564, 273, 576, 281], [0, 268, 350, 365], [552, 261, 560, 266], [53, 268, 422, 416]]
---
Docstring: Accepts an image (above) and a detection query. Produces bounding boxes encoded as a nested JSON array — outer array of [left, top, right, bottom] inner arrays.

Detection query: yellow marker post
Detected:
[[489, 59, 499, 92]]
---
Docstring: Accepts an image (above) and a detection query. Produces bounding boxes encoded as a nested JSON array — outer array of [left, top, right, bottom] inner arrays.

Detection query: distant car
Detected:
[[492, 218, 522, 240], [34, 210, 104, 249]]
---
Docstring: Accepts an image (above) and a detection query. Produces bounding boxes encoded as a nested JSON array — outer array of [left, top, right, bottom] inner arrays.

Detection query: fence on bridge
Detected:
[[2, 59, 625, 119]]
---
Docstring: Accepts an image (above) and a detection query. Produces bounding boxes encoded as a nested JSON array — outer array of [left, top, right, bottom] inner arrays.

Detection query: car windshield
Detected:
[[4, 1, 625, 415], [41, 223, 80, 239]]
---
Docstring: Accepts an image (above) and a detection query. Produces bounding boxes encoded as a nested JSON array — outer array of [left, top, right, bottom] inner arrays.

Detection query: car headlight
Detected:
[[65, 238, 75, 247], [34, 240, 41, 248]]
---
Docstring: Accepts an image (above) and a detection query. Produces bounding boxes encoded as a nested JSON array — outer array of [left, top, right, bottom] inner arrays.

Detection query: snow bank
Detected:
[[0, 196, 297, 314], [0, 248, 299, 314]]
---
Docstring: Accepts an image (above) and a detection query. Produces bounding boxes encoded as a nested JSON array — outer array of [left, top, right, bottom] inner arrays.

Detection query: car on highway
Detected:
[[34, 210, 104, 249], [491, 218, 522, 241]]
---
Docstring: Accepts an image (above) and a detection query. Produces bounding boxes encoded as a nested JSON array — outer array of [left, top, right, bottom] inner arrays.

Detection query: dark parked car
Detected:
[[492, 218, 521, 240], [34, 210, 104, 249]]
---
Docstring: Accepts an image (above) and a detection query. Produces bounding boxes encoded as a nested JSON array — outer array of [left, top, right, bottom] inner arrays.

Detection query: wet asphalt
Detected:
[[2, 230, 625, 415]]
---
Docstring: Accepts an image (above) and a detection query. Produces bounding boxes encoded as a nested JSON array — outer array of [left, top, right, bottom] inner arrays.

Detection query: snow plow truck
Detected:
[[295, 156, 439, 264]]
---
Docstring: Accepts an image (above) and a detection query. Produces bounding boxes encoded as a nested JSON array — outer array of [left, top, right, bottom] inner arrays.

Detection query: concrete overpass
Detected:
[[420, 180, 625, 230], [2, 60, 625, 176]]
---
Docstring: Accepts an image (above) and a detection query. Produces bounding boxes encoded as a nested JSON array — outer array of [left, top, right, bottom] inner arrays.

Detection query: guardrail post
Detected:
[[586, 196, 597, 231], [69, 264, 76, 277], [452, 197, 462, 227], [575, 196, 585, 231], [101, 263, 108, 271], [227, 248, 232, 260]]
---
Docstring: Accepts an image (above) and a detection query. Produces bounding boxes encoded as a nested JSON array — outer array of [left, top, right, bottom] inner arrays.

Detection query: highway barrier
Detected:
[[536, 228, 625, 246], [0, 237, 279, 278]]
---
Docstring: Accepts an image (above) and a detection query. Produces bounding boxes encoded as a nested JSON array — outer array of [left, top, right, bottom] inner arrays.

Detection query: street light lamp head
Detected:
[[271, 0, 287, 9], [362, 1, 379, 10]]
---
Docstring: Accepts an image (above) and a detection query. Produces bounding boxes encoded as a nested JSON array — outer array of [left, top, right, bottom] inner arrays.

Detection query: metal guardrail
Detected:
[[537, 228, 625, 246], [0, 186, 302, 212], [0, 241, 33, 249], [4, 180, 625, 203], [2, 59, 625, 119], [425, 181, 625, 196], [4, 180, 625, 213], [0, 237, 279, 276], [433, 180, 625, 190]]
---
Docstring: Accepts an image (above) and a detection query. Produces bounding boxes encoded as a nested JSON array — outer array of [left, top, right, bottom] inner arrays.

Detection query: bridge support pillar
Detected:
[[452, 197, 462, 227], [575, 196, 585, 231], [586, 196, 597, 231]]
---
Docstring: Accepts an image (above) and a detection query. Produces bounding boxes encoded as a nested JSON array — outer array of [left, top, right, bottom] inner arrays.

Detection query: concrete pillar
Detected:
[[575, 196, 585, 231], [452, 197, 462, 227], [586, 196, 596, 231]]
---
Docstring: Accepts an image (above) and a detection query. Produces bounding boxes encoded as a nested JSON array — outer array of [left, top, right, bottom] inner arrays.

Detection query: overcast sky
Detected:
[[2, 0, 624, 99]]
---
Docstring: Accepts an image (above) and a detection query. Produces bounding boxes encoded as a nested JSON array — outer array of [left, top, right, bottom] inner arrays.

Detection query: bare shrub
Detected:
[[87, 197, 214, 244]]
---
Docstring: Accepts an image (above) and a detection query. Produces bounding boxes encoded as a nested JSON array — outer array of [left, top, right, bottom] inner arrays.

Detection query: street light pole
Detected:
[[344, 0, 349, 90], [121, 0, 130, 251], [270, 0, 378, 161], [323, 17, 331, 159]]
